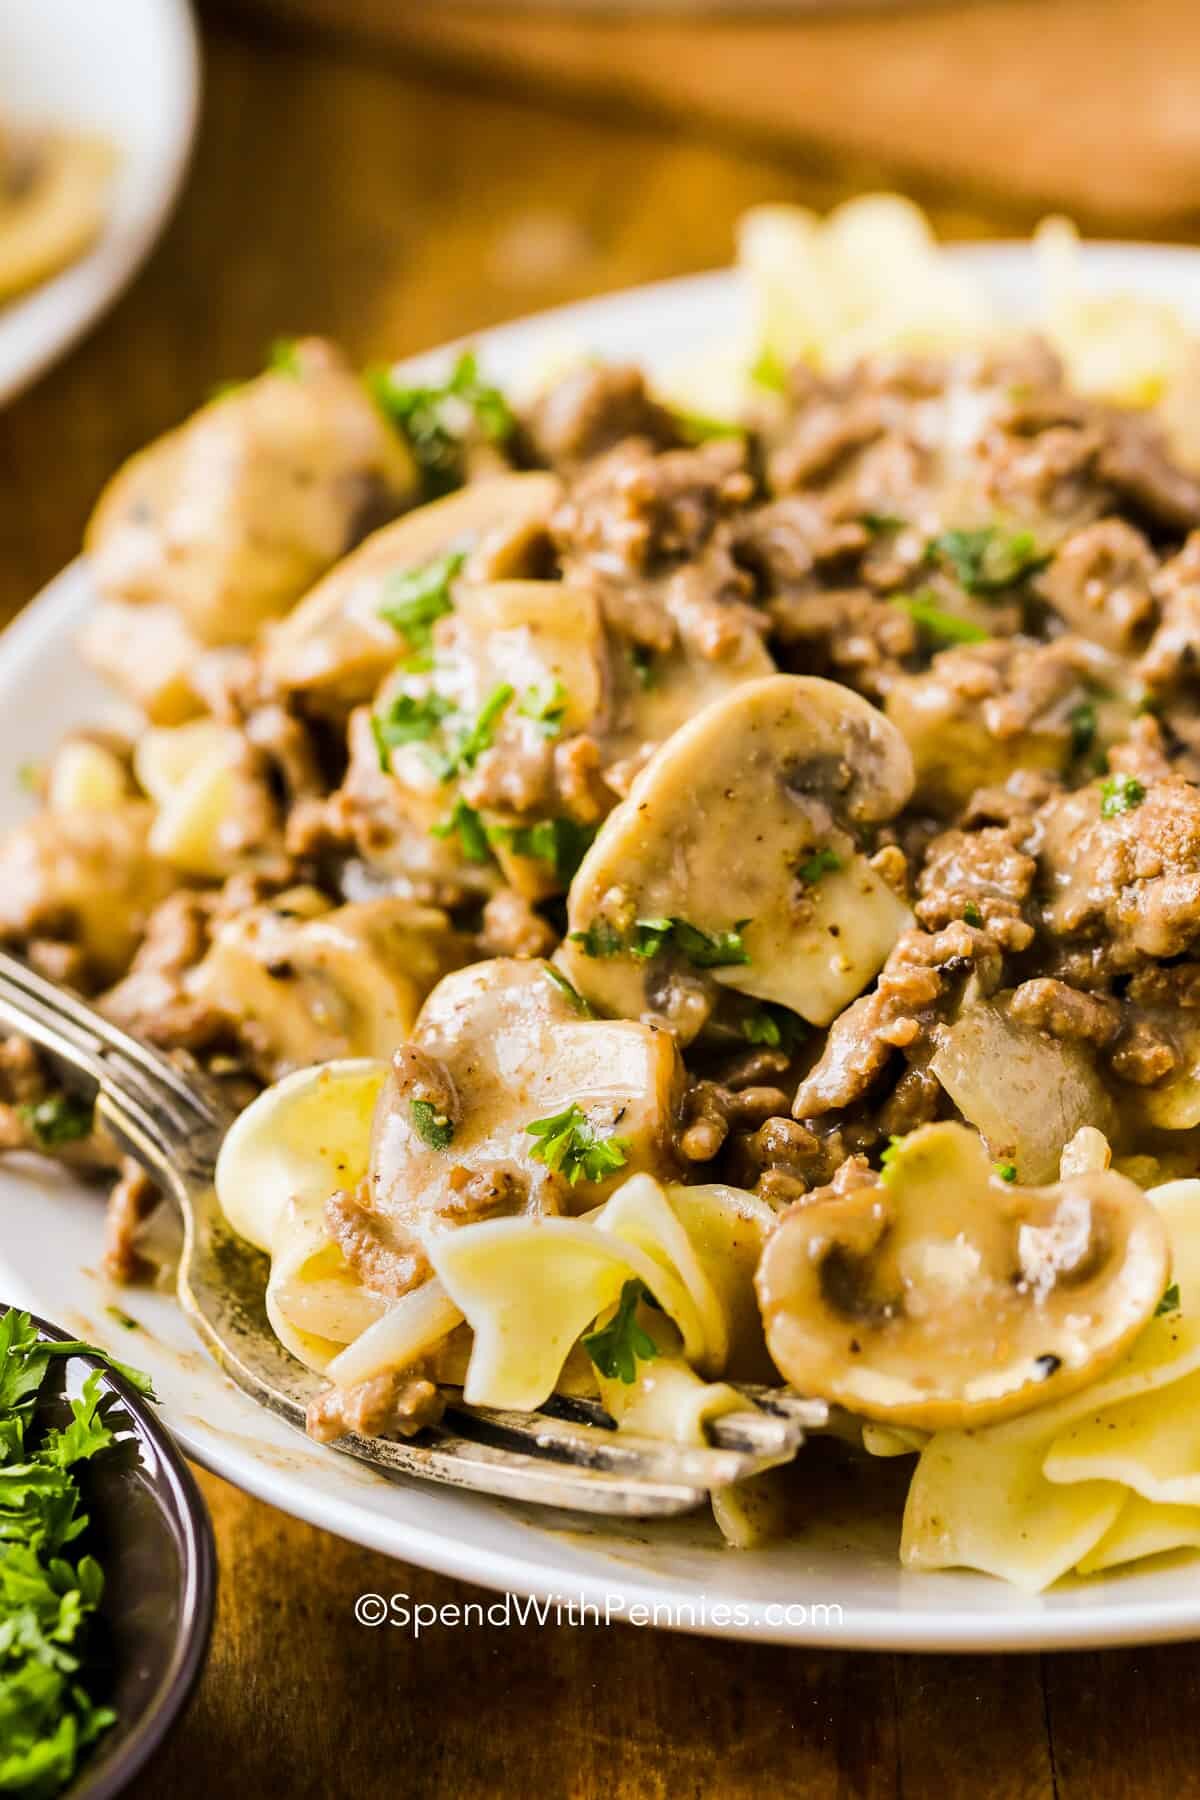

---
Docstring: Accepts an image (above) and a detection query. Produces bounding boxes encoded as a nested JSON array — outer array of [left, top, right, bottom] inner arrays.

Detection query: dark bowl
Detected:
[[14, 1310, 217, 1799]]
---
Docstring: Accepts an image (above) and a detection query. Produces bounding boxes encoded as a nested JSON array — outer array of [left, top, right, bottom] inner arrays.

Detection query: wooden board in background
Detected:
[[221, 0, 1200, 232]]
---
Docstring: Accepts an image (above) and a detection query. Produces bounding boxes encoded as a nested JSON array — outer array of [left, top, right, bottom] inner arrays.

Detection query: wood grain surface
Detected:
[[3, 12, 1200, 1796], [236, 0, 1200, 231]]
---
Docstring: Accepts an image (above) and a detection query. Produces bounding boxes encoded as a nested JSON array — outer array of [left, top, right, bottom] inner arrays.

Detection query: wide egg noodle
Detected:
[[213, 1058, 389, 1370], [899, 1179, 1200, 1588]]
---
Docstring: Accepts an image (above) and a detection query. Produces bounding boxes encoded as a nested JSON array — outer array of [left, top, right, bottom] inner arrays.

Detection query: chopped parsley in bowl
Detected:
[[0, 1308, 215, 1798]]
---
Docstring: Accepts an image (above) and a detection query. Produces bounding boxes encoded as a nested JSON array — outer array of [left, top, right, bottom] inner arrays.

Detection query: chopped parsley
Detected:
[[674, 411, 742, 444], [377, 550, 465, 658], [927, 525, 1047, 595], [581, 1280, 659, 1384], [963, 902, 984, 928], [740, 1004, 807, 1054], [267, 336, 303, 377], [430, 796, 491, 864], [367, 351, 514, 498], [878, 1133, 909, 1185], [16, 762, 41, 794], [456, 684, 514, 771], [19, 1095, 94, 1149], [569, 914, 752, 967], [370, 692, 454, 771], [798, 847, 842, 886], [410, 1099, 454, 1150], [544, 966, 593, 1017], [629, 645, 657, 690], [525, 1104, 630, 1186], [488, 817, 596, 882], [518, 680, 568, 740], [659, 918, 751, 967], [1156, 1282, 1182, 1317], [894, 592, 989, 646], [1099, 772, 1145, 818], [994, 1160, 1018, 1183], [860, 511, 908, 535], [568, 918, 625, 959], [1068, 699, 1098, 759], [0, 1309, 155, 1797], [749, 345, 788, 394]]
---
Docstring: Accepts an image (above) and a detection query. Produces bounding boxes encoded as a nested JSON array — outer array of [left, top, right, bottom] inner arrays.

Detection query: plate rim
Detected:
[[9, 238, 1200, 1650]]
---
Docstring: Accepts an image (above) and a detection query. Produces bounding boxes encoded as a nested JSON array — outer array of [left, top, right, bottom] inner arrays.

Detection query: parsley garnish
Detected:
[[798, 847, 842, 886], [0, 1309, 155, 1796], [367, 351, 514, 498], [878, 1133, 909, 1185], [370, 693, 454, 772], [894, 592, 989, 646], [377, 550, 465, 658], [860, 512, 907, 534], [629, 646, 657, 690], [963, 902, 983, 927], [1100, 772, 1145, 818], [518, 680, 567, 740], [994, 1160, 1018, 1183], [410, 1099, 454, 1150], [488, 817, 596, 881], [430, 796, 491, 864], [525, 1104, 629, 1186], [544, 966, 593, 1017], [581, 1280, 659, 1384], [928, 526, 1047, 595], [740, 1004, 807, 1054], [18, 1095, 94, 1148], [674, 411, 741, 444], [749, 346, 788, 394], [16, 762, 41, 794], [456, 684, 514, 770], [1156, 1282, 1182, 1317], [1069, 700, 1098, 758], [568, 918, 625, 959], [267, 337, 302, 377], [569, 915, 751, 967]]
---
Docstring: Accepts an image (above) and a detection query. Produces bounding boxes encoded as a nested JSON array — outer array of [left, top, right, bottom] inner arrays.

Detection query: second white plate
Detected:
[[0, 0, 199, 405]]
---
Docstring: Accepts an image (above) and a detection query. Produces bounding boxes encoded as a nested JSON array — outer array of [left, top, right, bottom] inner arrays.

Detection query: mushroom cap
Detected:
[[370, 958, 685, 1243], [755, 1121, 1170, 1430], [562, 673, 914, 1030], [262, 473, 560, 709], [187, 890, 471, 1076]]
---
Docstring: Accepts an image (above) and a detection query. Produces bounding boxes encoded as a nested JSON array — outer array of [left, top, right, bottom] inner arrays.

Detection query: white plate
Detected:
[[0, 0, 199, 405], [4, 242, 1200, 1650]]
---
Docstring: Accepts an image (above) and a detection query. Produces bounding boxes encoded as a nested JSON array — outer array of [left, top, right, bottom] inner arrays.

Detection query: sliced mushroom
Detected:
[[560, 673, 914, 1035], [0, 803, 175, 983], [262, 473, 561, 712], [85, 338, 418, 645], [77, 598, 205, 725], [598, 627, 776, 773], [186, 888, 471, 1077], [368, 957, 684, 1252], [755, 1121, 1169, 1430]]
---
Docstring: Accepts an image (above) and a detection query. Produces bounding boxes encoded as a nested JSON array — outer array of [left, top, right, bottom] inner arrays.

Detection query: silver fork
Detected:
[[0, 948, 830, 1517]]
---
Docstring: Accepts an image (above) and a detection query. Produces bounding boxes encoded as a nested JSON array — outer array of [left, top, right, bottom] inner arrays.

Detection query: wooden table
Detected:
[[3, 12, 1199, 1795]]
